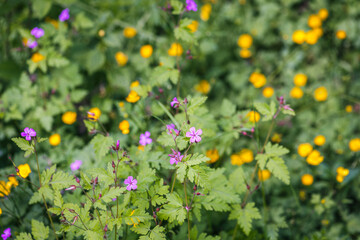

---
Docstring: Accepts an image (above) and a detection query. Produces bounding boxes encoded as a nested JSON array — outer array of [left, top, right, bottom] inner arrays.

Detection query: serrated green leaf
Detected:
[[32, 0, 52, 18], [221, 99, 236, 117], [185, 153, 210, 166], [158, 192, 186, 224], [41, 165, 56, 185], [149, 225, 166, 240], [254, 102, 276, 121], [11, 137, 34, 156], [83, 230, 103, 240], [31, 219, 49, 240], [101, 187, 125, 203], [85, 49, 105, 74], [37, 137, 48, 143], [229, 203, 261, 236], [83, 120, 95, 132], [87, 168, 114, 186], [150, 66, 179, 86], [48, 207, 62, 215], [171, 0, 183, 14], [90, 134, 114, 160], [264, 142, 289, 156], [50, 171, 76, 190], [187, 165, 209, 188], [187, 96, 208, 114], [15, 232, 33, 240], [255, 153, 268, 170], [174, 27, 195, 43], [266, 156, 290, 185], [176, 162, 187, 183]]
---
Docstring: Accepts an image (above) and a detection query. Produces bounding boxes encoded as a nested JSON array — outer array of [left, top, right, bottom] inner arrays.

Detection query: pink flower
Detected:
[[21, 127, 36, 141], [124, 176, 137, 191], [31, 27, 44, 39], [1, 228, 11, 240], [166, 124, 179, 135], [168, 149, 184, 165], [186, 127, 202, 143], [25, 39, 38, 49], [139, 131, 152, 146], [185, 0, 198, 11], [65, 185, 77, 191], [170, 97, 180, 108], [59, 8, 70, 22], [70, 160, 82, 171]]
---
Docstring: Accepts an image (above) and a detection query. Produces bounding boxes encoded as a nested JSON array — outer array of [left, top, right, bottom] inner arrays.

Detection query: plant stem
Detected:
[[232, 224, 238, 240], [171, 170, 177, 193], [184, 181, 190, 240]]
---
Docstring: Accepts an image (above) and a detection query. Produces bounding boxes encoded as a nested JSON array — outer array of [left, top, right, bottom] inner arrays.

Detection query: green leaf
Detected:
[[264, 142, 289, 156], [37, 137, 48, 143], [255, 153, 268, 170], [171, 0, 183, 14], [32, 0, 52, 18], [150, 66, 179, 86], [54, 191, 63, 208], [47, 53, 69, 68], [41, 165, 56, 185], [90, 134, 114, 160], [83, 230, 103, 240], [266, 156, 290, 185], [185, 153, 210, 166], [176, 162, 188, 183], [50, 171, 76, 190], [87, 168, 114, 186], [254, 101, 276, 121], [187, 165, 209, 188], [11, 137, 34, 156], [229, 203, 261, 236], [15, 233, 33, 240], [101, 188, 125, 203], [157, 101, 180, 129], [149, 226, 166, 240], [198, 233, 221, 240], [187, 96, 208, 114], [221, 99, 236, 117], [85, 49, 105, 74], [174, 27, 194, 43], [75, 12, 94, 29], [83, 120, 96, 132], [31, 219, 49, 240], [158, 193, 186, 224]]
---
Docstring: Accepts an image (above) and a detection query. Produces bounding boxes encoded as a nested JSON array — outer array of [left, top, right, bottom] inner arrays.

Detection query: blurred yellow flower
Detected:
[[336, 175, 344, 183], [119, 120, 130, 134], [336, 30, 346, 40], [305, 30, 319, 45], [168, 43, 183, 56], [119, 101, 125, 108], [258, 169, 271, 181], [49, 133, 61, 146], [17, 164, 31, 178], [138, 145, 145, 151], [187, 20, 199, 33], [298, 143, 313, 157], [88, 107, 102, 121], [0, 207, 2, 215], [200, 4, 212, 21], [237, 34, 253, 49], [231, 154, 243, 166], [62, 111, 77, 125], [349, 138, 360, 152], [301, 174, 314, 186], [115, 52, 128, 66], [140, 45, 153, 58], [293, 73, 307, 87], [292, 30, 306, 44], [308, 14, 322, 28], [98, 29, 105, 37], [290, 87, 304, 99], [271, 133, 282, 143], [45, 17, 59, 29], [313, 28, 323, 38], [314, 135, 326, 146], [206, 149, 219, 163], [262, 87, 274, 98], [345, 105, 352, 113], [126, 90, 140, 103], [336, 167, 349, 177], [239, 48, 252, 58], [130, 81, 140, 89], [123, 27, 137, 38], [195, 80, 211, 94], [246, 111, 260, 123], [31, 53, 45, 63], [306, 150, 324, 165], [314, 86, 328, 102], [8, 177, 19, 187], [318, 8, 328, 20], [239, 149, 253, 163], [0, 181, 10, 197], [249, 72, 266, 88], [299, 190, 306, 200]]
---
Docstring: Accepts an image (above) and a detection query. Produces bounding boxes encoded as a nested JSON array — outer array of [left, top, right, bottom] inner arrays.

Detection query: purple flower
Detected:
[[59, 8, 70, 22], [21, 127, 36, 141], [166, 124, 179, 135], [139, 131, 152, 146], [274, 96, 294, 119], [26, 39, 38, 49], [186, 127, 202, 143], [170, 97, 180, 108], [1, 228, 11, 240], [112, 198, 117, 201], [186, 0, 198, 11], [31, 27, 44, 39], [168, 149, 184, 165], [70, 160, 82, 171], [124, 176, 137, 191]]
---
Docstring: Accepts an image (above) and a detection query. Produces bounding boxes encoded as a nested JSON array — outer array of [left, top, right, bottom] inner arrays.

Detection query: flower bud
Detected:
[[75, 176, 80, 183], [68, 209, 75, 213], [104, 224, 108, 232], [246, 184, 250, 190], [65, 185, 77, 191], [156, 208, 160, 212]]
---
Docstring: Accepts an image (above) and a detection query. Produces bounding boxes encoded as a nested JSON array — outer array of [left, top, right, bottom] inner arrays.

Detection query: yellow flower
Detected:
[[126, 90, 140, 103], [313, 28, 323, 38], [349, 138, 360, 152], [301, 174, 314, 186], [17, 164, 31, 178], [308, 14, 322, 28], [314, 86, 328, 102], [8, 177, 18, 187], [119, 120, 130, 134], [230, 154, 243, 166], [336, 175, 344, 183], [0, 207, 2, 215], [130, 81, 140, 89], [49, 133, 61, 146], [0, 181, 10, 197], [237, 34, 253, 49], [62, 111, 77, 125], [321, 199, 326, 204], [299, 190, 306, 200], [271, 133, 282, 143], [345, 105, 353, 113], [246, 111, 260, 123], [187, 20, 199, 33], [168, 43, 183, 56], [115, 52, 128, 66], [127, 210, 141, 227], [290, 87, 304, 99], [298, 143, 313, 157], [262, 87, 274, 98], [123, 27, 137, 38], [239, 49, 252, 58], [336, 167, 349, 177], [98, 29, 105, 37], [119, 101, 125, 108], [206, 149, 219, 164], [293, 73, 307, 87], [336, 30, 346, 40], [200, 4, 212, 21], [305, 30, 319, 45], [306, 150, 324, 166], [140, 45, 153, 58], [195, 80, 211, 94], [314, 135, 326, 146], [292, 30, 306, 44], [138, 145, 145, 151], [249, 72, 266, 88], [239, 149, 253, 163], [45, 17, 59, 29], [88, 107, 102, 121], [318, 8, 329, 20], [258, 170, 271, 181], [31, 53, 45, 63]]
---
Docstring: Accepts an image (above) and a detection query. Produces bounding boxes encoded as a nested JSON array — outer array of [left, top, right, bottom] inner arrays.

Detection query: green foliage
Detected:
[[158, 192, 187, 224], [11, 137, 34, 157], [254, 101, 277, 121], [229, 203, 261, 236], [31, 220, 49, 240], [90, 134, 114, 160]]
